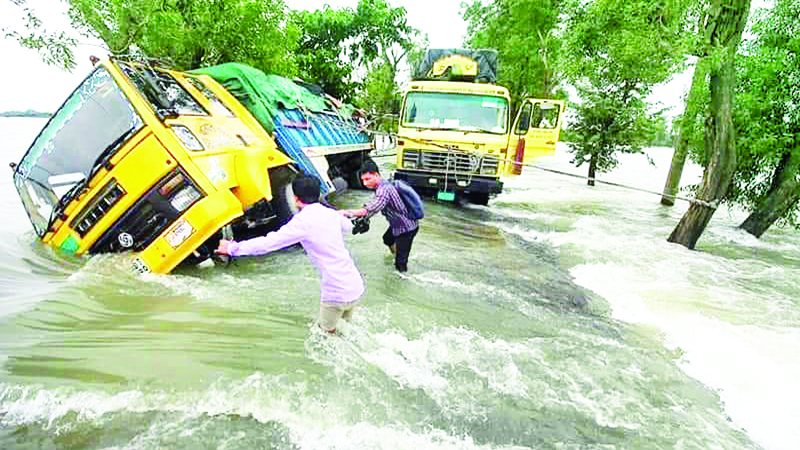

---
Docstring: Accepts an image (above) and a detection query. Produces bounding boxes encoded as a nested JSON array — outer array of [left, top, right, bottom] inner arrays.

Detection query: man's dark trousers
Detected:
[[383, 227, 418, 272]]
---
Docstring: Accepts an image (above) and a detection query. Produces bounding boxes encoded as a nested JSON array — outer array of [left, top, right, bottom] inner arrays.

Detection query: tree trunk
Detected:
[[587, 154, 597, 186], [661, 64, 707, 205], [739, 150, 800, 237], [668, 0, 751, 249]]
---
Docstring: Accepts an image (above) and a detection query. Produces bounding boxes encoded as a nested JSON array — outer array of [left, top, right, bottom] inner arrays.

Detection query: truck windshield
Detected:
[[402, 92, 508, 134], [13, 66, 144, 237]]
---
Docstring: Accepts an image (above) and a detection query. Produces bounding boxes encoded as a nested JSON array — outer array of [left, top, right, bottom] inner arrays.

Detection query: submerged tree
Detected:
[[660, 61, 708, 205], [568, 84, 658, 185], [67, 0, 299, 75], [730, 0, 800, 237], [659, 1, 710, 206], [563, 0, 694, 186], [668, 0, 752, 248]]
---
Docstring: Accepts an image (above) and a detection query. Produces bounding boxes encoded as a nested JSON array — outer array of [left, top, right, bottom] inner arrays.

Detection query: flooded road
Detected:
[[1, 117, 797, 450]]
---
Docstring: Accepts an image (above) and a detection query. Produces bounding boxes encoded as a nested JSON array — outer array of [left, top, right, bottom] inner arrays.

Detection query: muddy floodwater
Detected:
[[1, 117, 798, 450]]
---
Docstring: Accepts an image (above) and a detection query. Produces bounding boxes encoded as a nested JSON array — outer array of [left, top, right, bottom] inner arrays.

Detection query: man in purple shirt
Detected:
[[340, 160, 419, 273], [216, 175, 364, 333]]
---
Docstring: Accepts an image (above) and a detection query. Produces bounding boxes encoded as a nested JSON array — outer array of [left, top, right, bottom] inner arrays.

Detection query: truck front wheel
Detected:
[[467, 192, 490, 206]]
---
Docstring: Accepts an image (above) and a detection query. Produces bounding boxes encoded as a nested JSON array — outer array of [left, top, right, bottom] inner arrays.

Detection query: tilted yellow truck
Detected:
[[11, 58, 373, 274], [394, 49, 565, 205]]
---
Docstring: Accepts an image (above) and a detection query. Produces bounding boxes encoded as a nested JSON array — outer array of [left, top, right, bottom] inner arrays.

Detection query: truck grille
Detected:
[[71, 179, 126, 237], [402, 149, 500, 175], [90, 169, 203, 253]]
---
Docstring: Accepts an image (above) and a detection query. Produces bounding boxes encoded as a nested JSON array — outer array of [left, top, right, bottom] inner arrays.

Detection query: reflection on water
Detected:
[[1, 118, 797, 450]]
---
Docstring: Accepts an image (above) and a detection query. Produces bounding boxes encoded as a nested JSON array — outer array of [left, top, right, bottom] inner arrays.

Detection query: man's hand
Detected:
[[340, 208, 366, 218], [216, 239, 235, 255]]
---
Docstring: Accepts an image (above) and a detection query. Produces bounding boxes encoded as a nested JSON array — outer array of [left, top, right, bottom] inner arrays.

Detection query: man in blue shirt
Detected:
[[340, 160, 419, 273]]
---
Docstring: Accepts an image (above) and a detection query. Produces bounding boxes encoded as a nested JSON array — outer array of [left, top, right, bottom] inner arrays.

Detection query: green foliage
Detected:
[[67, 0, 299, 75], [725, 0, 800, 228], [291, 0, 419, 106], [355, 62, 399, 132], [650, 116, 675, 147], [350, 0, 417, 71], [3, 1, 77, 70], [462, 0, 564, 106], [291, 5, 359, 102], [567, 84, 658, 172], [562, 0, 695, 177]]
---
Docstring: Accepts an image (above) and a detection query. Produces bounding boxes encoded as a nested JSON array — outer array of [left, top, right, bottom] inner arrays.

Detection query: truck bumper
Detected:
[[394, 170, 503, 195]]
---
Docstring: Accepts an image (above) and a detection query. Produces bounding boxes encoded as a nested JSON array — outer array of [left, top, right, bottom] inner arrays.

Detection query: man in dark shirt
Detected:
[[340, 160, 419, 273]]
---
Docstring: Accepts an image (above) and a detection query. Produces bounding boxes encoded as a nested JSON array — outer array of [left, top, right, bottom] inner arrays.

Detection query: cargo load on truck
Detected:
[[193, 63, 374, 196], [413, 49, 498, 83]]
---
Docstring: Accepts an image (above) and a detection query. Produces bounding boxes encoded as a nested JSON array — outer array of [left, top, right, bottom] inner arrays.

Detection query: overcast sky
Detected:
[[0, 0, 469, 113], [0, 0, 690, 115]]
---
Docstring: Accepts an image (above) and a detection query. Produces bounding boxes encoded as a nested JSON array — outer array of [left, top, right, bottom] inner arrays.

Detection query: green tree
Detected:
[[660, 59, 708, 205], [567, 83, 659, 185], [291, 5, 359, 102], [668, 0, 752, 248], [729, 0, 800, 237], [67, 0, 299, 75], [350, 0, 418, 79], [650, 114, 675, 147], [563, 0, 694, 185], [3, 0, 77, 70], [291, 0, 418, 105], [462, 0, 563, 107]]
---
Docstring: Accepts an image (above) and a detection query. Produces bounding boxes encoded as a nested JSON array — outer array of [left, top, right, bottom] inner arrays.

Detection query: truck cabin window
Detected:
[[516, 103, 532, 134], [119, 63, 208, 117], [403, 92, 508, 134], [532, 102, 560, 129]]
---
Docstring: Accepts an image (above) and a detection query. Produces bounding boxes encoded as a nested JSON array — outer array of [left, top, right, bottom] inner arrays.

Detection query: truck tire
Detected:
[[467, 192, 490, 206], [269, 181, 298, 228], [177, 231, 223, 267]]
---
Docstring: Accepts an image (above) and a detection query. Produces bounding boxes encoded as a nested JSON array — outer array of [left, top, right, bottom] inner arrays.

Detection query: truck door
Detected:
[[505, 98, 565, 176]]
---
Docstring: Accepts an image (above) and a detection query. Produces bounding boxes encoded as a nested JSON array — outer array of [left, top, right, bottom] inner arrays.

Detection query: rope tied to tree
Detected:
[[314, 114, 719, 210]]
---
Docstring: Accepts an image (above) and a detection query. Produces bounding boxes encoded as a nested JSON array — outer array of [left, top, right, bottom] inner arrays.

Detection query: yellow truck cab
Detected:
[[395, 49, 565, 205], [12, 57, 369, 274]]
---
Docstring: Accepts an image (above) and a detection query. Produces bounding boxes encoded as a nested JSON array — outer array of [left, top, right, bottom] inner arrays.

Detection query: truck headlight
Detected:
[[480, 157, 499, 174]]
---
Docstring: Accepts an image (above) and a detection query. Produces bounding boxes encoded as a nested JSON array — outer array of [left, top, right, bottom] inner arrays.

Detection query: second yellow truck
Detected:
[[395, 49, 565, 205]]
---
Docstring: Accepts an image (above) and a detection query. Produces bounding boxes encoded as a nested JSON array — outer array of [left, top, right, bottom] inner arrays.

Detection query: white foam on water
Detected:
[[494, 146, 800, 450], [0, 376, 530, 450], [411, 270, 541, 318], [571, 260, 800, 450]]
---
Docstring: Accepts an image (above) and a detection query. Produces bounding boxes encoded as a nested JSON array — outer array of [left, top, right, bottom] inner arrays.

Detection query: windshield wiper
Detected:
[[413, 126, 460, 132], [45, 126, 137, 231], [461, 126, 496, 134], [47, 176, 88, 231], [140, 70, 179, 120], [87, 126, 137, 180]]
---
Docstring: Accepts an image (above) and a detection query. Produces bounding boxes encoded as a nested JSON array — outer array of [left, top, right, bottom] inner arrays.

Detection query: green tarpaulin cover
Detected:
[[191, 63, 356, 133]]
